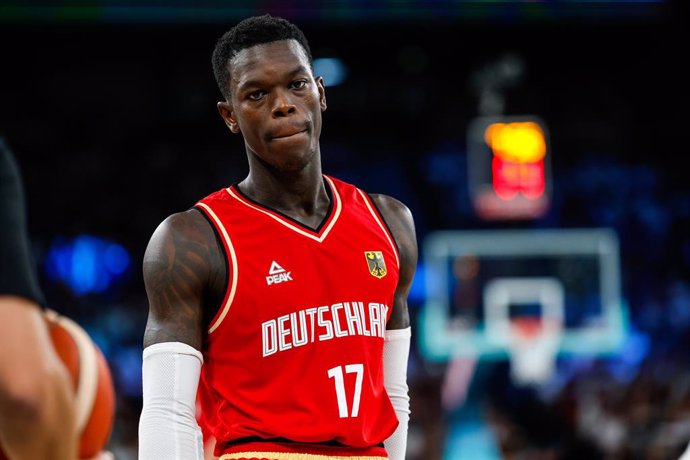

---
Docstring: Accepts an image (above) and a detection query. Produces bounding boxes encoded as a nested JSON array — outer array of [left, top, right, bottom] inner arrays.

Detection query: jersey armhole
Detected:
[[363, 192, 401, 269], [191, 205, 232, 334]]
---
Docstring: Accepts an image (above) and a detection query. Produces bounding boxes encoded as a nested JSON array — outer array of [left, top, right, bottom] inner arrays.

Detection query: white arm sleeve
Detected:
[[139, 342, 204, 460], [383, 327, 411, 460]]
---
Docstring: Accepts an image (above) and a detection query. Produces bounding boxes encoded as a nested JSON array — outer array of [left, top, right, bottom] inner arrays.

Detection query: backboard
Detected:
[[418, 228, 628, 368]]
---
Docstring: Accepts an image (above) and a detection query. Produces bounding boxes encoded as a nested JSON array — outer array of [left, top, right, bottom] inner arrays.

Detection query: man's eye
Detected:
[[291, 80, 308, 89], [248, 91, 265, 101]]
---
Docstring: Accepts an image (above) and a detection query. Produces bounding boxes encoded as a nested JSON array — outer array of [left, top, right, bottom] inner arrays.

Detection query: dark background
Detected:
[[1, 1, 689, 458]]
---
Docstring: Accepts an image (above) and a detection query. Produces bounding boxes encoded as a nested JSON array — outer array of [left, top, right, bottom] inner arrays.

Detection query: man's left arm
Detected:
[[370, 194, 417, 460]]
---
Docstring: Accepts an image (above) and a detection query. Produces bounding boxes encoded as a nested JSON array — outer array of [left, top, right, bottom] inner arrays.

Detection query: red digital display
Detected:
[[467, 116, 552, 220], [492, 157, 545, 200]]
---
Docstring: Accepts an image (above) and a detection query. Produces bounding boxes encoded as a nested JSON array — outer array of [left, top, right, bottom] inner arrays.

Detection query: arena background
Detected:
[[1, 1, 689, 458]]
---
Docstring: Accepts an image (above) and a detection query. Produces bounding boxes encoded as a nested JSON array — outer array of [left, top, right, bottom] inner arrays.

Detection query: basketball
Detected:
[[45, 309, 116, 457], [0, 310, 116, 460]]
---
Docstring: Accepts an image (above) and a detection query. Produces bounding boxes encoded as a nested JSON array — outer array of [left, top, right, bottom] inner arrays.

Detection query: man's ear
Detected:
[[316, 76, 327, 112], [217, 101, 240, 134]]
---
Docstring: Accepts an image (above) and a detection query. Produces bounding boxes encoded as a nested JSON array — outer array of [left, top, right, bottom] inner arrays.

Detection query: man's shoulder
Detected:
[[143, 207, 221, 281], [368, 193, 408, 211], [149, 207, 215, 248], [162, 207, 207, 228], [367, 193, 413, 222], [366, 193, 416, 248], [157, 185, 235, 234]]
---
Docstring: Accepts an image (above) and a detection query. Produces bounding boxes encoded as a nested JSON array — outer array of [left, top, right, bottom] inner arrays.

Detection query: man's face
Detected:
[[222, 39, 327, 172]]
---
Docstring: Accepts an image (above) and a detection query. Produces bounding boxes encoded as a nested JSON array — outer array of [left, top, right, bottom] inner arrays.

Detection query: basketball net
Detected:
[[508, 318, 562, 385]]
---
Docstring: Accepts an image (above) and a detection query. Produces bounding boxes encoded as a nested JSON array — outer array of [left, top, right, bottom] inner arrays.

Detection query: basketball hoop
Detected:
[[508, 317, 562, 385]]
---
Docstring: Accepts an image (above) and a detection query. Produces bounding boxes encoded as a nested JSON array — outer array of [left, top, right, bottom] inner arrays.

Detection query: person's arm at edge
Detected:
[[0, 140, 111, 460], [370, 194, 417, 460], [139, 209, 222, 460], [0, 296, 77, 460]]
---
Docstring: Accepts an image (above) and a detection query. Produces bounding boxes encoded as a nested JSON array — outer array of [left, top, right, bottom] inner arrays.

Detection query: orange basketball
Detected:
[[44, 309, 116, 458], [0, 310, 116, 459]]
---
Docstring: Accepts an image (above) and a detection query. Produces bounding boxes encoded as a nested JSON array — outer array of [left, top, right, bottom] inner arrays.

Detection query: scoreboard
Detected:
[[467, 115, 552, 220]]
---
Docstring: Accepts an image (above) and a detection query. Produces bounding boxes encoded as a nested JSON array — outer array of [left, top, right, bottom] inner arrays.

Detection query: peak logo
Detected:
[[266, 261, 293, 285]]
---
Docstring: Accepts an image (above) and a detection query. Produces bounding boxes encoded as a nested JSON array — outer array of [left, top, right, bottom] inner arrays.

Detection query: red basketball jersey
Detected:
[[194, 176, 400, 457]]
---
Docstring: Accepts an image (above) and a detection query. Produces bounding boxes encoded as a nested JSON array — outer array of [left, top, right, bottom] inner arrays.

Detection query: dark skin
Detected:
[[143, 39, 416, 352]]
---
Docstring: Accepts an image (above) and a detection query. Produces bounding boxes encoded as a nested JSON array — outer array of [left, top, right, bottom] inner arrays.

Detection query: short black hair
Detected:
[[212, 14, 313, 100]]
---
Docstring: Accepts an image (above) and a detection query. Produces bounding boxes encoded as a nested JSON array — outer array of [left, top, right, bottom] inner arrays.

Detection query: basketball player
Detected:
[[0, 140, 113, 460], [138, 14, 415, 460]]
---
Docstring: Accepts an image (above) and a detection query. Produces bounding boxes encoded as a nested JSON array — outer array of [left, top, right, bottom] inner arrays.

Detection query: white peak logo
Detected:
[[266, 261, 293, 285]]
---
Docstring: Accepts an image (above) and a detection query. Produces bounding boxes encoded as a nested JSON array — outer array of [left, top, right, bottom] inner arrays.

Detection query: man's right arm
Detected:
[[138, 209, 223, 460], [142, 209, 218, 350]]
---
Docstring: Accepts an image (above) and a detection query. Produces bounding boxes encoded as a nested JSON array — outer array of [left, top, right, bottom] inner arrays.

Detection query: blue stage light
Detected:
[[313, 58, 347, 87], [44, 235, 131, 296]]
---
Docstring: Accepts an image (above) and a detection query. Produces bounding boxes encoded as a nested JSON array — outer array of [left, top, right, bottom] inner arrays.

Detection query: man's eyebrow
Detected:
[[237, 65, 310, 92], [288, 65, 310, 77], [237, 79, 262, 92]]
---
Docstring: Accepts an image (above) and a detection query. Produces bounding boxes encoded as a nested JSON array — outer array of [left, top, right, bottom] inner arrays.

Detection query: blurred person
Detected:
[[0, 139, 112, 460], [138, 14, 416, 460]]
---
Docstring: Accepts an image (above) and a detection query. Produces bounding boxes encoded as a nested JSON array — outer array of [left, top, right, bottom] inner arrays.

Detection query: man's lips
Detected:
[[271, 129, 307, 140], [267, 122, 310, 141]]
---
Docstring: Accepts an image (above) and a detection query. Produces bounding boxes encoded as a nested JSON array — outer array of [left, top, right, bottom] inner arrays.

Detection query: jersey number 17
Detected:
[[327, 364, 364, 418]]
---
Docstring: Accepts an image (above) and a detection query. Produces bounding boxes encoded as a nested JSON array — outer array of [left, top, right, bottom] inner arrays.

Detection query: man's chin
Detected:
[[275, 150, 317, 173], [250, 145, 317, 174], [276, 158, 311, 173]]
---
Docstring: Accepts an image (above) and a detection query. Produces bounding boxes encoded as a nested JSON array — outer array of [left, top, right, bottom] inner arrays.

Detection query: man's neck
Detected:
[[238, 164, 330, 229]]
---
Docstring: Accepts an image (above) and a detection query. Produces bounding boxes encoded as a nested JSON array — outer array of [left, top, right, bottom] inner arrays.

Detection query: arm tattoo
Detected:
[[143, 210, 221, 350]]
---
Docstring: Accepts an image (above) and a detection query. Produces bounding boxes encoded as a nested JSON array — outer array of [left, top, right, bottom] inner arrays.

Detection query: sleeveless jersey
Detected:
[[194, 176, 400, 457]]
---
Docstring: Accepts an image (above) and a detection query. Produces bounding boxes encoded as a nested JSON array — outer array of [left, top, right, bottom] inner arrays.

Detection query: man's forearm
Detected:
[[139, 341, 204, 460]]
